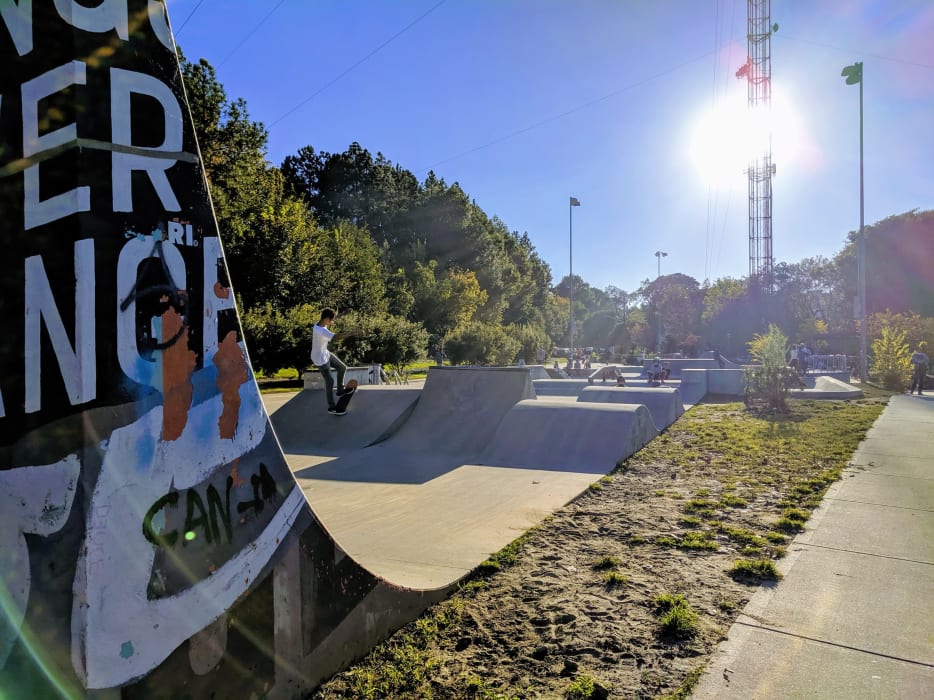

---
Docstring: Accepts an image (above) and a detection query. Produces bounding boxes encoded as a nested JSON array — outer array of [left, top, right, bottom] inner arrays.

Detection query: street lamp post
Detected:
[[842, 61, 867, 382], [654, 250, 667, 353], [569, 197, 580, 350]]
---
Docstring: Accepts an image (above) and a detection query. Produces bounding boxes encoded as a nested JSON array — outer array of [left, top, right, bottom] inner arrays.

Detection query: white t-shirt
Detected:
[[311, 323, 335, 366]]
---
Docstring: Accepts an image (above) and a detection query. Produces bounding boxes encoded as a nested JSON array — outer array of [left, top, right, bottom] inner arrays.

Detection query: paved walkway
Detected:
[[693, 395, 934, 699]]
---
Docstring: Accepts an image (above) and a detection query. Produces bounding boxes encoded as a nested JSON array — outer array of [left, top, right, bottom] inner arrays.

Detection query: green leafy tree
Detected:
[[444, 322, 521, 366], [870, 326, 912, 390], [507, 323, 551, 363], [337, 312, 429, 373]]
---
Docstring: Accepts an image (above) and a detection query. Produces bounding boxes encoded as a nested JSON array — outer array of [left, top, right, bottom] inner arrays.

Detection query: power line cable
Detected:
[[218, 0, 289, 68], [268, 0, 448, 128], [776, 33, 934, 70], [174, 0, 206, 37], [418, 48, 716, 173]]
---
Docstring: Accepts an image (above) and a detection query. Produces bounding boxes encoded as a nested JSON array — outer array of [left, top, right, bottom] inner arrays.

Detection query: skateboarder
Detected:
[[311, 308, 358, 414]]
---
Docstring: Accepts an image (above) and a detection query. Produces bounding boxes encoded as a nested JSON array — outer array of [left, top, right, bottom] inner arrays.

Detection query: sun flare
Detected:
[[688, 88, 803, 187]]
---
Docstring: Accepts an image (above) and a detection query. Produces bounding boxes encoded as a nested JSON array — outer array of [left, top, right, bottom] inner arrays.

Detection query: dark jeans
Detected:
[[317, 354, 347, 407], [909, 365, 927, 394]]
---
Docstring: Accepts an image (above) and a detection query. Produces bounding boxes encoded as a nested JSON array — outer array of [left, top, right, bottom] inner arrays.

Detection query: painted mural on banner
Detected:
[[0, 2, 438, 697]]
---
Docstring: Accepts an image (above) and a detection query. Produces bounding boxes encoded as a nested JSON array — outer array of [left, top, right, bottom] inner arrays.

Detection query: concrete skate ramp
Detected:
[[534, 378, 592, 397], [706, 369, 746, 396], [577, 386, 684, 431], [392, 366, 535, 454], [268, 386, 420, 459], [479, 399, 658, 471], [526, 364, 551, 379], [790, 375, 863, 399], [0, 10, 442, 699], [680, 369, 709, 406]]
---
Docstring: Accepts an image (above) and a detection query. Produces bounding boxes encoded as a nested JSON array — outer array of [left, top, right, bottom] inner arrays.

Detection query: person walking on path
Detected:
[[311, 308, 358, 414], [908, 342, 929, 395]]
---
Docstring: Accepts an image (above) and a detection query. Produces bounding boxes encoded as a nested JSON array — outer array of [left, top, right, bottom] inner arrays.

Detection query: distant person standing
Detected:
[[435, 347, 446, 367], [788, 344, 800, 373], [908, 342, 929, 395], [311, 308, 357, 414], [798, 343, 811, 375]]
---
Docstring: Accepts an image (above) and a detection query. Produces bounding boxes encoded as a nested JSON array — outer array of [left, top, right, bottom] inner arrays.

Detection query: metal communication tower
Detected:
[[737, 0, 777, 290]]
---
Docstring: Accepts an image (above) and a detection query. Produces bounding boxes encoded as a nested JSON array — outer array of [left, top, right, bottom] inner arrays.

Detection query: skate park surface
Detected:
[[266, 367, 662, 589], [266, 362, 863, 591]]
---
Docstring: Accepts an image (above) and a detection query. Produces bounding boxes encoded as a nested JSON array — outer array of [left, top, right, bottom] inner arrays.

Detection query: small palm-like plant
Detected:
[[745, 324, 802, 411]]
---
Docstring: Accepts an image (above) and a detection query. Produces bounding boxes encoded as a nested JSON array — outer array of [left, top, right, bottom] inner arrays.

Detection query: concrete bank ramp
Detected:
[[393, 366, 535, 454], [479, 399, 658, 471], [790, 375, 863, 400], [269, 386, 421, 460], [533, 378, 592, 397], [577, 386, 684, 431]]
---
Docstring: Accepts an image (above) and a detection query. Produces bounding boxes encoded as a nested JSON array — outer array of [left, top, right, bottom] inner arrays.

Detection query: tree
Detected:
[[444, 322, 521, 366], [337, 312, 429, 372]]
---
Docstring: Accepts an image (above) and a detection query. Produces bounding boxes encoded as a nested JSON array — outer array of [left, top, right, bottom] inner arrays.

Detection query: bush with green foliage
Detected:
[[444, 322, 522, 366], [508, 322, 551, 364], [744, 324, 802, 411], [870, 325, 912, 390], [336, 311, 429, 372], [240, 302, 318, 376]]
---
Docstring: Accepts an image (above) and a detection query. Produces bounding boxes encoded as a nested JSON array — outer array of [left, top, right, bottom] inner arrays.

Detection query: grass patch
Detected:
[[719, 493, 749, 508], [679, 531, 719, 551], [653, 594, 699, 639], [655, 535, 678, 547], [602, 571, 628, 587], [679, 516, 703, 528], [628, 534, 647, 545], [683, 498, 717, 516], [565, 675, 597, 700], [591, 555, 621, 570], [765, 532, 787, 544], [774, 507, 810, 533], [477, 528, 537, 574], [728, 558, 782, 581], [588, 482, 603, 492]]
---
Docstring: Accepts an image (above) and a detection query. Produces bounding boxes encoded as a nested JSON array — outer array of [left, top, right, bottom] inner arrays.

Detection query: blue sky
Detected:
[[167, 0, 933, 294]]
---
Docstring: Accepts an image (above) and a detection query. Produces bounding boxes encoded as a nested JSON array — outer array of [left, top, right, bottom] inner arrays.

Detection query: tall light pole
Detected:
[[842, 61, 867, 382], [654, 250, 667, 353], [569, 196, 580, 350]]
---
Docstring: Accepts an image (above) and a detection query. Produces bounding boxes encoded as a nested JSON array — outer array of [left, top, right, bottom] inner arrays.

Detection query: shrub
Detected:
[[728, 558, 782, 581], [870, 325, 912, 390], [653, 593, 699, 639], [444, 321, 522, 366], [744, 324, 802, 411], [338, 311, 429, 372]]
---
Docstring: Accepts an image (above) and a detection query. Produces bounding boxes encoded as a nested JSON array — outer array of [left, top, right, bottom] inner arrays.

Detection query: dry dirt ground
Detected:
[[313, 398, 886, 699]]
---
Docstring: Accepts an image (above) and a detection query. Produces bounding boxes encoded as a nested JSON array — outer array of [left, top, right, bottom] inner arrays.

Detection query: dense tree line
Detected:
[[180, 52, 933, 376]]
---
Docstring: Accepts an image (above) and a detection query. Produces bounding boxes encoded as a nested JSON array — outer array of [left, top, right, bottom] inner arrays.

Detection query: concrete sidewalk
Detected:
[[693, 394, 934, 699]]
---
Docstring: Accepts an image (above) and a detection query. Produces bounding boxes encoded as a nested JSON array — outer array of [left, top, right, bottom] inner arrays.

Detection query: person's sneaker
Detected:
[[332, 406, 346, 415], [327, 406, 338, 414], [337, 385, 356, 397]]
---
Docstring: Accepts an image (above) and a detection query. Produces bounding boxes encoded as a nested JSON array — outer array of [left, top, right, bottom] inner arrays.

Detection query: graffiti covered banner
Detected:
[[0, 1, 308, 691]]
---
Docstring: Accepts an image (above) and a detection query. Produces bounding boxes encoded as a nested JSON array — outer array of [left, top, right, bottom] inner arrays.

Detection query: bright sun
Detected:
[[688, 88, 803, 187]]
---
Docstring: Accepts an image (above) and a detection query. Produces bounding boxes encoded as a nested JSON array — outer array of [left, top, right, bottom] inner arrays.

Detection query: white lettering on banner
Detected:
[[115, 235, 186, 387], [0, 0, 33, 56], [110, 67, 183, 212], [202, 237, 235, 365], [24, 239, 96, 414], [51, 0, 128, 42], [21, 61, 91, 230]]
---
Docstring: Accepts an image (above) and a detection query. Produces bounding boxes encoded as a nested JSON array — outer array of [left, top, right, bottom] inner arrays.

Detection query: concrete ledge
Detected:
[[303, 365, 382, 390], [577, 386, 684, 431]]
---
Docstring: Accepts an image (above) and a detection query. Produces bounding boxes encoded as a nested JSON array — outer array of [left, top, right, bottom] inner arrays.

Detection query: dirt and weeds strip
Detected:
[[312, 397, 885, 699]]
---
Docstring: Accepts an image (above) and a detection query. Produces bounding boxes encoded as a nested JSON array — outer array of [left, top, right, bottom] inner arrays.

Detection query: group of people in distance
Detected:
[[648, 358, 670, 384], [788, 342, 811, 375]]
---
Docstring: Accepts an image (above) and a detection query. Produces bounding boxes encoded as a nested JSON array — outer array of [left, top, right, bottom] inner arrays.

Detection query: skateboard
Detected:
[[333, 379, 358, 414]]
